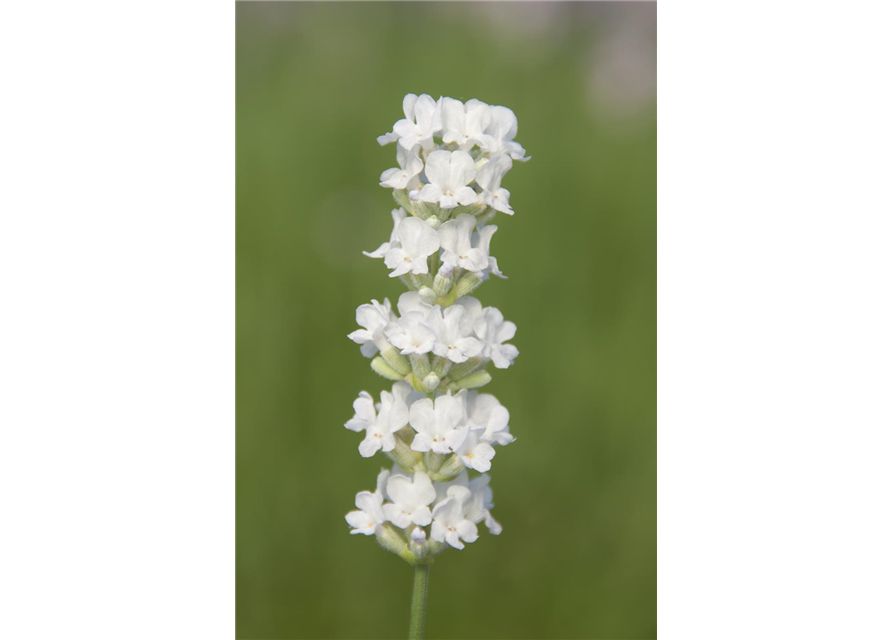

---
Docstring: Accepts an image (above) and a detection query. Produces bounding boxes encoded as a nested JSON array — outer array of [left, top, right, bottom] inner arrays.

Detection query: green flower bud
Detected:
[[430, 454, 464, 482], [380, 346, 411, 376], [371, 357, 404, 381], [388, 433, 424, 472], [392, 189, 412, 213], [376, 523, 414, 563], [454, 272, 483, 298], [451, 202, 485, 218], [431, 356, 452, 378], [410, 353, 431, 379], [449, 370, 491, 390], [447, 356, 484, 380]]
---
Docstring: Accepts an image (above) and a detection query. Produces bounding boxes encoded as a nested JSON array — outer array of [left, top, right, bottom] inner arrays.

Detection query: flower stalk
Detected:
[[408, 564, 429, 640]]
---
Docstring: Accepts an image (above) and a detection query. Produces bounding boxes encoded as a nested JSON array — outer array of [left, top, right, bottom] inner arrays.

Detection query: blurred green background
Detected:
[[237, 2, 655, 639]]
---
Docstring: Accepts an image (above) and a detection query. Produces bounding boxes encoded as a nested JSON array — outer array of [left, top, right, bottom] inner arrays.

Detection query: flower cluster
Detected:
[[345, 467, 502, 556], [345, 381, 513, 473], [345, 94, 527, 564], [348, 292, 518, 392]]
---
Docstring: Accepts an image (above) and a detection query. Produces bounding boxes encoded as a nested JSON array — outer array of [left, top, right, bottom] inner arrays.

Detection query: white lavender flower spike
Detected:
[[345, 93, 528, 638]]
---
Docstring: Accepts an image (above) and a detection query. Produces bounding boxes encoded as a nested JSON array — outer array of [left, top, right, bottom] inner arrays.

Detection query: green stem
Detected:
[[408, 563, 429, 639]]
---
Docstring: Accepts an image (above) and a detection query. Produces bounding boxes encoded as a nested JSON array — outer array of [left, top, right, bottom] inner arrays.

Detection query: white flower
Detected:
[[452, 426, 496, 473], [383, 217, 440, 278], [466, 392, 514, 446], [427, 305, 483, 364], [475, 307, 519, 369], [380, 145, 424, 190], [476, 154, 514, 215], [348, 298, 395, 357], [414, 150, 478, 210], [470, 224, 506, 280], [466, 474, 502, 535], [397, 291, 434, 316], [390, 379, 426, 409], [345, 468, 389, 535], [441, 98, 491, 151], [386, 311, 436, 355], [438, 214, 489, 272], [379, 93, 442, 150], [363, 209, 406, 259], [384, 470, 436, 528], [344, 391, 376, 433], [409, 392, 468, 454], [479, 105, 530, 161], [452, 296, 484, 337], [430, 486, 479, 549], [357, 385, 411, 458], [438, 471, 502, 536]]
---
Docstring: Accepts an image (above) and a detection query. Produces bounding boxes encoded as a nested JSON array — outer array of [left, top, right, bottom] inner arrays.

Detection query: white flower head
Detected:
[[475, 307, 519, 369], [345, 390, 376, 433], [477, 154, 514, 215], [452, 296, 484, 337], [397, 291, 434, 317], [437, 471, 502, 535], [438, 214, 490, 273], [380, 145, 424, 190], [409, 391, 468, 454], [430, 486, 479, 549], [345, 468, 390, 535], [452, 426, 496, 473], [415, 150, 478, 210], [427, 305, 483, 364], [466, 392, 514, 446], [348, 298, 395, 357], [384, 470, 437, 528], [383, 217, 440, 278], [470, 224, 506, 280], [441, 98, 491, 151], [386, 311, 436, 355], [390, 378, 426, 409], [357, 385, 411, 458], [363, 208, 407, 259], [467, 474, 502, 535], [479, 105, 530, 161], [379, 93, 443, 150]]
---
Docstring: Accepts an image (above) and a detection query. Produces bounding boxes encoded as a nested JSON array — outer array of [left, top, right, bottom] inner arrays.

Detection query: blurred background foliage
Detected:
[[237, 2, 655, 638]]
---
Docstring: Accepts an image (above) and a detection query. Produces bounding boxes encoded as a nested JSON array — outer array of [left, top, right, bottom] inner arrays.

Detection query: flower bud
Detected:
[[371, 357, 404, 381], [389, 434, 423, 472], [426, 215, 440, 229], [477, 207, 498, 225], [449, 370, 491, 390], [392, 189, 412, 212], [431, 454, 464, 482], [431, 356, 452, 378], [422, 372, 441, 392], [409, 274, 433, 290], [411, 527, 426, 544], [447, 356, 484, 381], [418, 286, 437, 305], [380, 346, 411, 376], [454, 272, 483, 298], [432, 272, 452, 297], [376, 523, 410, 557], [410, 353, 431, 380]]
